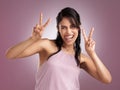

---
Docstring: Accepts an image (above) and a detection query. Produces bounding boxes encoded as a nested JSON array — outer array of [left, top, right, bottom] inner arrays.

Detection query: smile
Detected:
[[64, 35, 74, 41]]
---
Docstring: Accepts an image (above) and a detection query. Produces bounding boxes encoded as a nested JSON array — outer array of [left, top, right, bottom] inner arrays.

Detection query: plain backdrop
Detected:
[[0, 0, 120, 90]]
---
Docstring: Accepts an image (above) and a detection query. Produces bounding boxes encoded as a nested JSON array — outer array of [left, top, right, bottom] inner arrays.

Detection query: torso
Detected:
[[35, 47, 81, 90], [38, 39, 85, 67]]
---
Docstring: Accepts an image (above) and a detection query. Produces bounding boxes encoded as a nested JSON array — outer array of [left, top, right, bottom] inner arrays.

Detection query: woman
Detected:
[[6, 7, 112, 90]]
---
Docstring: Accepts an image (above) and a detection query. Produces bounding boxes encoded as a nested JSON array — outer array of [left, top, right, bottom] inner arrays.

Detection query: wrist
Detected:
[[30, 36, 41, 41], [87, 50, 96, 57]]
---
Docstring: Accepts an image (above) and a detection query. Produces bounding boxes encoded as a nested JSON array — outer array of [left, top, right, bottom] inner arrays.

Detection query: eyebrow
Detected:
[[60, 25, 67, 27], [60, 24, 76, 27]]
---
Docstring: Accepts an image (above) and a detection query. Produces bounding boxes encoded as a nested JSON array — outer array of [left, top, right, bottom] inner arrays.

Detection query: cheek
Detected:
[[58, 30, 64, 39], [59, 30, 65, 36], [74, 30, 79, 37]]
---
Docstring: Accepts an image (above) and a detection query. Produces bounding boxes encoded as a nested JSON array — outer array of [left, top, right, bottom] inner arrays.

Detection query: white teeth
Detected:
[[65, 36, 73, 39], [65, 35, 73, 41]]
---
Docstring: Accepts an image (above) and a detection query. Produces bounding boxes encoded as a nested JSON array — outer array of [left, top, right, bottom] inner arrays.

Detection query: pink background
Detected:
[[0, 0, 120, 90]]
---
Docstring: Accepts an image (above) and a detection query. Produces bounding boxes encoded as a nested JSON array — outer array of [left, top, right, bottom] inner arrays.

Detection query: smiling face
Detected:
[[58, 17, 79, 46]]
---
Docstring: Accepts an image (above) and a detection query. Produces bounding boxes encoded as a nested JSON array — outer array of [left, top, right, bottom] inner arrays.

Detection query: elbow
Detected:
[[105, 72, 112, 84], [102, 75, 112, 84], [105, 77, 112, 84], [6, 53, 14, 60], [5, 51, 16, 60]]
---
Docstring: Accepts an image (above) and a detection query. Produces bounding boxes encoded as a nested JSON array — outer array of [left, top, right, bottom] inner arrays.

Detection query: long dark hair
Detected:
[[55, 7, 81, 66]]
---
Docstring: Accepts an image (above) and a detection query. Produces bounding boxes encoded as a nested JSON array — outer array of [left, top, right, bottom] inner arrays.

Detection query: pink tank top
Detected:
[[35, 50, 81, 90]]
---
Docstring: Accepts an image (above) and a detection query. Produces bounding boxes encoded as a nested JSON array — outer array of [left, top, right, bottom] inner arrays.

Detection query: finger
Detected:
[[81, 28, 87, 42], [39, 13, 43, 26], [88, 27, 94, 39], [43, 18, 51, 28], [91, 41, 95, 47], [92, 41, 95, 45], [89, 39, 94, 47], [35, 24, 40, 29]]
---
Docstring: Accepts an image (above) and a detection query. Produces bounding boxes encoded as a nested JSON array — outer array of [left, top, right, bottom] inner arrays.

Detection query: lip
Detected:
[[64, 35, 74, 41]]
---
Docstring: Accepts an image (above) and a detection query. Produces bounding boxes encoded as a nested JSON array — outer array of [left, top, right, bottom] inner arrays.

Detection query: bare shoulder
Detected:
[[45, 39, 58, 53], [37, 38, 55, 50], [37, 38, 58, 55]]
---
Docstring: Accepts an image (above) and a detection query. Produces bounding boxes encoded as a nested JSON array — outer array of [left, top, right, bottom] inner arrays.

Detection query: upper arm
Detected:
[[80, 53, 100, 81], [17, 39, 49, 58]]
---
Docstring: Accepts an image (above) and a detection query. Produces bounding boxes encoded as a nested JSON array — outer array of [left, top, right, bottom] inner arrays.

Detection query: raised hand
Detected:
[[32, 13, 50, 40], [81, 27, 96, 55]]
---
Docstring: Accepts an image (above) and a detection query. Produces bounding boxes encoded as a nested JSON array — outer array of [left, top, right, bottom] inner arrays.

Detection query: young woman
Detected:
[[6, 7, 112, 90]]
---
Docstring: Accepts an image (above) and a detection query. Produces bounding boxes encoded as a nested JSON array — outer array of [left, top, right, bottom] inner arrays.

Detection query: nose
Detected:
[[66, 28, 72, 34]]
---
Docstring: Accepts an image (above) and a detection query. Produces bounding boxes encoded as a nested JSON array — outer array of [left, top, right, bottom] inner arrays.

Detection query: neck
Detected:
[[62, 44, 75, 53]]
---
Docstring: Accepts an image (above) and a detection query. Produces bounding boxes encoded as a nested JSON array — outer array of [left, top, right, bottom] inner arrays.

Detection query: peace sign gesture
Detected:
[[32, 13, 50, 40], [82, 27, 96, 55]]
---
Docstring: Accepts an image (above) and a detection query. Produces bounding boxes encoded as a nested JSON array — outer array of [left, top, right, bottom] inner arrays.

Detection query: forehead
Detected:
[[59, 17, 74, 26]]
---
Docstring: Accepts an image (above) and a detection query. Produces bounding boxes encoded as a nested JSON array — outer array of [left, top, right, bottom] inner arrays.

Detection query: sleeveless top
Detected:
[[35, 50, 81, 90]]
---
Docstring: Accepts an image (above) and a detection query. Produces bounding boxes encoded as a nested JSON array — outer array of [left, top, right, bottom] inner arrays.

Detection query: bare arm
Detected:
[[81, 27, 112, 84], [6, 13, 50, 59], [6, 37, 38, 59]]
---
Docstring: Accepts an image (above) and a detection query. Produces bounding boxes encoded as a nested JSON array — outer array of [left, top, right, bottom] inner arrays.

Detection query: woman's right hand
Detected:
[[32, 13, 50, 40]]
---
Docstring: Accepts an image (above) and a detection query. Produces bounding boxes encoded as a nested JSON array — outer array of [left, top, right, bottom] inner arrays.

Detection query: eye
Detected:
[[70, 25, 76, 29], [61, 26, 65, 29], [60, 26, 67, 30]]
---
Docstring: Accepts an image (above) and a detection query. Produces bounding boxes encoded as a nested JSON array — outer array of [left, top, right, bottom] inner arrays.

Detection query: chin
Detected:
[[64, 41, 75, 46]]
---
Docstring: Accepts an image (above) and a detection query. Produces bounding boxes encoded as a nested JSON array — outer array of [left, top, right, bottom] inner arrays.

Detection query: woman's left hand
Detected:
[[81, 27, 96, 55]]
